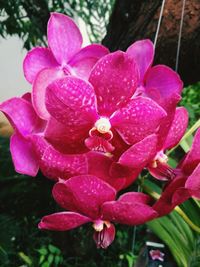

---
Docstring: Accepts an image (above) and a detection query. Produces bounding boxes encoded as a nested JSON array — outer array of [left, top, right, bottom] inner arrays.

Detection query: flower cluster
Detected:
[[1, 12, 200, 248]]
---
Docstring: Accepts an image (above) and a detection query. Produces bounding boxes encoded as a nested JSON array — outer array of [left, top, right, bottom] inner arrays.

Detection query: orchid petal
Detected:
[[153, 176, 188, 216], [41, 146, 88, 181], [47, 12, 82, 64], [163, 107, 188, 150], [0, 97, 40, 137], [182, 129, 200, 175], [185, 163, 200, 199], [86, 152, 125, 191], [110, 97, 166, 145], [10, 133, 39, 176], [53, 175, 116, 219], [119, 134, 157, 169], [39, 212, 91, 231], [23, 47, 58, 83], [69, 44, 109, 80], [45, 77, 98, 143], [102, 200, 157, 225], [109, 162, 140, 189], [145, 65, 183, 109], [45, 117, 87, 154], [118, 192, 152, 204], [31, 135, 87, 181], [126, 39, 154, 82], [89, 51, 139, 116], [32, 67, 65, 120]]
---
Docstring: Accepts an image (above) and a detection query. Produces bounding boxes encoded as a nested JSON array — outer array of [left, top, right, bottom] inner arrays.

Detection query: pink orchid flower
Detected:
[[44, 51, 166, 155], [0, 93, 45, 176], [115, 106, 188, 182], [126, 40, 185, 180], [23, 12, 109, 120], [39, 175, 157, 248], [150, 249, 165, 261], [153, 128, 200, 216]]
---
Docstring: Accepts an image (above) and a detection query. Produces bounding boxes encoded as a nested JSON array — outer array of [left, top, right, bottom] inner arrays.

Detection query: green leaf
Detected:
[[38, 248, 48, 256]]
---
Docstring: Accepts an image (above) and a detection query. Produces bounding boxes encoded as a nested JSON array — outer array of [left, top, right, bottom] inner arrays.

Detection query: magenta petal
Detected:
[[86, 152, 126, 191], [69, 44, 109, 80], [102, 201, 157, 225], [23, 47, 58, 83], [47, 12, 82, 64], [32, 68, 65, 120], [145, 65, 183, 106], [182, 129, 200, 175], [126, 39, 154, 83], [45, 77, 98, 138], [41, 146, 88, 180], [110, 97, 166, 145], [39, 212, 91, 231], [89, 51, 139, 116], [93, 223, 115, 249], [53, 175, 116, 219], [45, 117, 87, 154], [185, 163, 200, 199], [163, 107, 188, 150], [0, 97, 40, 136], [153, 176, 188, 216], [10, 133, 39, 176], [118, 192, 152, 204], [119, 134, 157, 169]]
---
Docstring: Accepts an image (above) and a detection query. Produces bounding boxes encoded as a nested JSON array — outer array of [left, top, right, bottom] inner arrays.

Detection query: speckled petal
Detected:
[[119, 134, 157, 169], [102, 199, 157, 225], [110, 97, 166, 145], [182, 128, 200, 175], [45, 77, 98, 141], [30, 135, 88, 181], [39, 212, 91, 231], [163, 107, 188, 150], [126, 39, 154, 82], [10, 133, 39, 176], [0, 97, 40, 137], [47, 12, 82, 64], [23, 47, 58, 83], [53, 175, 116, 219], [68, 44, 109, 80], [89, 51, 139, 116], [32, 67, 65, 120], [45, 117, 87, 154]]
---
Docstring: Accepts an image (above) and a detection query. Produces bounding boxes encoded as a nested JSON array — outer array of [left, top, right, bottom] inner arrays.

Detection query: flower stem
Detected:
[[174, 206, 200, 233]]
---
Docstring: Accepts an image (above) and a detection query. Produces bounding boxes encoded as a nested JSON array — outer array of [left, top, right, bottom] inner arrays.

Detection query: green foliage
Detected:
[[0, 0, 115, 50], [181, 82, 200, 127], [37, 244, 63, 267]]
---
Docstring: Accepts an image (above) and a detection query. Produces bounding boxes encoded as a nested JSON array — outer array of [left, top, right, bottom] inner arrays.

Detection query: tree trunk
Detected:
[[103, 0, 200, 86]]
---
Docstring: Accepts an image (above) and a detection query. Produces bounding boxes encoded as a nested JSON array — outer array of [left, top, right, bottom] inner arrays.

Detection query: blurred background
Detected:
[[0, 1, 200, 267]]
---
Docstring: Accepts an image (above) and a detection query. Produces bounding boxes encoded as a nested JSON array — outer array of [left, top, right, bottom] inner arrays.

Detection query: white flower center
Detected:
[[95, 117, 111, 134]]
